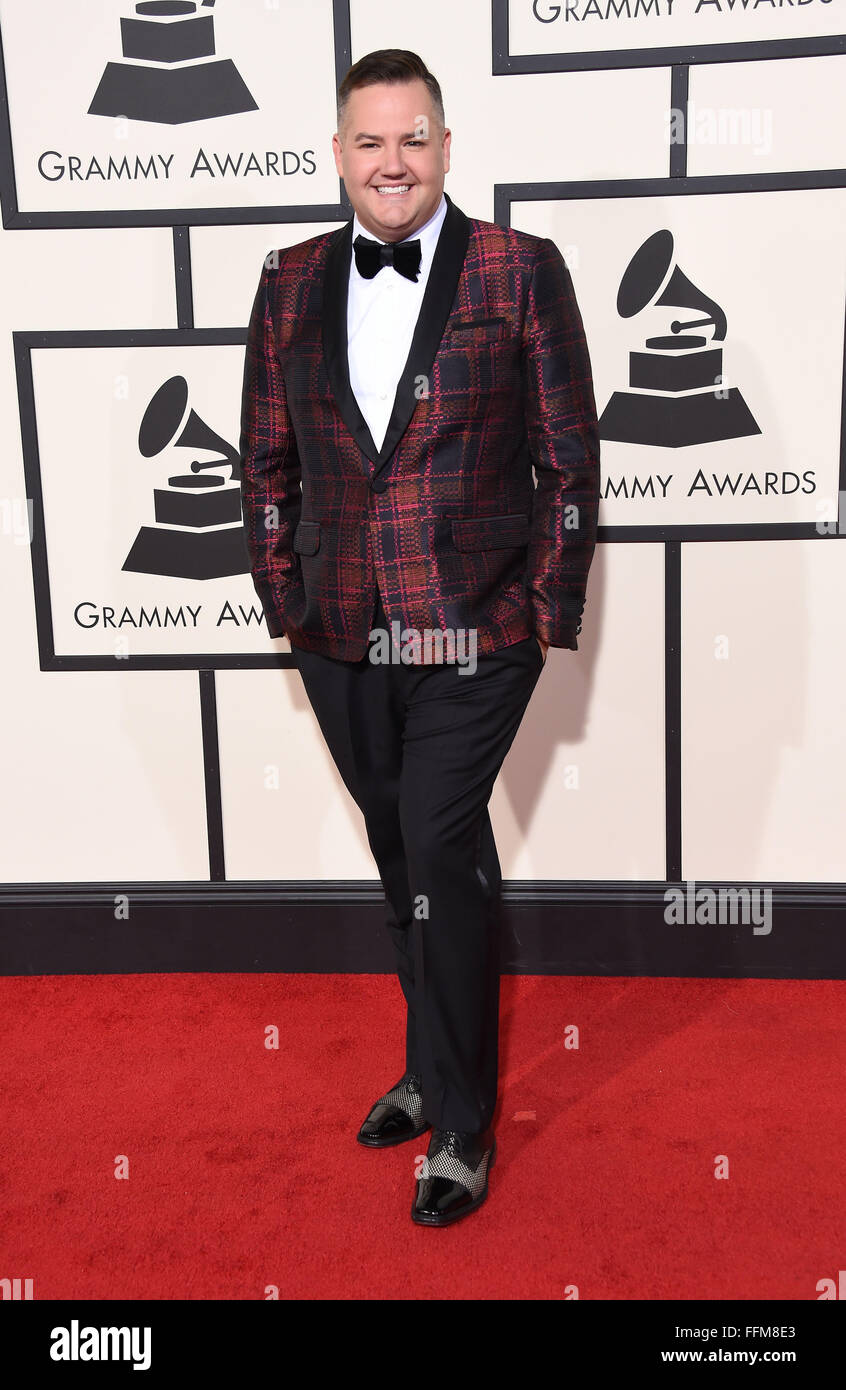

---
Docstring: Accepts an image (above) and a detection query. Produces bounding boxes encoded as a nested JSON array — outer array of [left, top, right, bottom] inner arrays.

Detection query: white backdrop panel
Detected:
[[0, 226, 176, 331], [493, 541, 666, 880], [216, 666, 380, 882], [32, 343, 273, 659], [515, 189, 846, 529], [507, 0, 841, 57], [0, 667, 210, 882], [688, 56, 846, 176], [682, 540, 846, 882], [0, 0, 340, 213]]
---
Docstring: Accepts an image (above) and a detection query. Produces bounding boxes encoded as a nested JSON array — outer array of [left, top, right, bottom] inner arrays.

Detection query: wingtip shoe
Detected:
[[411, 1126, 496, 1225], [357, 1072, 431, 1148]]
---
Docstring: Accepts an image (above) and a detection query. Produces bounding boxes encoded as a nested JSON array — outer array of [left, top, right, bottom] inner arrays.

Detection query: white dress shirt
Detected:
[[347, 194, 447, 452]]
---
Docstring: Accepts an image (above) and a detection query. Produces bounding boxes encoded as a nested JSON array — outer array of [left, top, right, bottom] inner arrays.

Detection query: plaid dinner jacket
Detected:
[[238, 192, 600, 662]]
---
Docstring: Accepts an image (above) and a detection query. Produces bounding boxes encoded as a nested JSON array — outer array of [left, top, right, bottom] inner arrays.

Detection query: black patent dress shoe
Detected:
[[357, 1072, 431, 1148], [411, 1125, 496, 1225]]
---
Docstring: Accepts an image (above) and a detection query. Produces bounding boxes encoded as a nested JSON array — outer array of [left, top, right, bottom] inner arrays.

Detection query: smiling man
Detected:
[[239, 50, 600, 1226], [334, 78, 448, 241]]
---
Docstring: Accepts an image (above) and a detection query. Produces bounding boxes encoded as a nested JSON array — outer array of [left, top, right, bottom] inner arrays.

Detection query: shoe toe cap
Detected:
[[413, 1175, 473, 1218], [359, 1103, 419, 1140]]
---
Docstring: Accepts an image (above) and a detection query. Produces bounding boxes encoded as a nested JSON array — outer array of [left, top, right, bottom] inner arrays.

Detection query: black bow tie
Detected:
[[353, 233, 422, 283]]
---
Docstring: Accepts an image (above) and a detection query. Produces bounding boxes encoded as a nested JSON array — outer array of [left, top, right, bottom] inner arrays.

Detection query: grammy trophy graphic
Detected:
[[123, 374, 248, 581], [600, 228, 760, 449]]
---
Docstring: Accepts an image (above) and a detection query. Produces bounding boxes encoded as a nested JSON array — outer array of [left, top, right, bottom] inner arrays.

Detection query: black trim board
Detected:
[[199, 670, 226, 882], [669, 64, 689, 181], [664, 543, 681, 882], [1, 882, 845, 977], [173, 226, 194, 331]]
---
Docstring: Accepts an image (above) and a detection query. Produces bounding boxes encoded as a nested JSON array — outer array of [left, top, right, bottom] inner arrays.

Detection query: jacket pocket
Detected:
[[444, 317, 508, 341], [450, 513, 530, 551], [292, 521, 320, 555]]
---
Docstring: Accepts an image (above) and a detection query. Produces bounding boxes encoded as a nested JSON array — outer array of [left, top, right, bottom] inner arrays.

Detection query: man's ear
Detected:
[[442, 128, 452, 175], [332, 132, 344, 178]]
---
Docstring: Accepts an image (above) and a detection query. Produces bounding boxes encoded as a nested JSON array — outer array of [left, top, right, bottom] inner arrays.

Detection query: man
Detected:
[[239, 49, 599, 1226]]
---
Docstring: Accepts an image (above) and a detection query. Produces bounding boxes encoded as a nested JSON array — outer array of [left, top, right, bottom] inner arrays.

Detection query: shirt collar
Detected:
[[351, 194, 447, 277]]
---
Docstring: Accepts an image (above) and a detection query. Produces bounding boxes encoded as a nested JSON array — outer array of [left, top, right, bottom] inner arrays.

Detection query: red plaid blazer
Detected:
[[238, 193, 600, 662]]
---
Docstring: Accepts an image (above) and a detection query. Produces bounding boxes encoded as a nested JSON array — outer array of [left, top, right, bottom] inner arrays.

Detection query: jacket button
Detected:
[[370, 476, 388, 493]]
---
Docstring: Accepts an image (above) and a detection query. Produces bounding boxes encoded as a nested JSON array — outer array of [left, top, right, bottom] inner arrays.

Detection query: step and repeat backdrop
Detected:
[[0, 0, 844, 896]]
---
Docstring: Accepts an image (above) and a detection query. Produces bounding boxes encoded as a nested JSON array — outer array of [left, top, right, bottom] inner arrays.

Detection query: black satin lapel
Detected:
[[374, 194, 471, 472], [321, 219, 380, 465]]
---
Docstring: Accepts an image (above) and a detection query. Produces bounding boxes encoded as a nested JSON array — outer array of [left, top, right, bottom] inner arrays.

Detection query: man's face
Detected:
[[332, 78, 450, 243]]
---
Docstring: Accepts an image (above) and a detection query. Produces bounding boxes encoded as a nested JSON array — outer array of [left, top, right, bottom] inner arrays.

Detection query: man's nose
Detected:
[[378, 146, 407, 176]]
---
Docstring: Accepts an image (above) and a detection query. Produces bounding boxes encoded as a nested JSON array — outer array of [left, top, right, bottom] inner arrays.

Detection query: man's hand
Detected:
[[536, 636, 549, 663]]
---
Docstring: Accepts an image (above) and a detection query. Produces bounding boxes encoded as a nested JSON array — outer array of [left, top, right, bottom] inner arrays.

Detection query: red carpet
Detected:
[[0, 972, 843, 1300]]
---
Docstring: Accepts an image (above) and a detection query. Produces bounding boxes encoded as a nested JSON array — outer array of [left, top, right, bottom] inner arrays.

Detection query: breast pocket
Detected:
[[443, 317, 508, 345]]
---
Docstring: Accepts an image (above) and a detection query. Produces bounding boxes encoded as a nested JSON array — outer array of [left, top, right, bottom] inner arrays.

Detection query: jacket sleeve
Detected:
[[521, 237, 600, 650], [238, 255, 303, 639]]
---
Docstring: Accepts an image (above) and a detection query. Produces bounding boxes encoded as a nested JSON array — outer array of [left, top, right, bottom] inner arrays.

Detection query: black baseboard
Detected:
[[1, 881, 845, 978]]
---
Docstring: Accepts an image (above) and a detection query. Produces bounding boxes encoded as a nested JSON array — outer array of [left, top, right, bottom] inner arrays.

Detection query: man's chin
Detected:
[[361, 192, 423, 239]]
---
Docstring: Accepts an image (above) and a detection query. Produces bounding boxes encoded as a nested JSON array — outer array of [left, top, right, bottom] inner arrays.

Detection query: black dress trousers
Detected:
[[290, 587, 545, 1135]]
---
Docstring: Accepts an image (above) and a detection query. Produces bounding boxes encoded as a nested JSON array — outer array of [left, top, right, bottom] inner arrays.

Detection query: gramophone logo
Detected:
[[122, 374, 249, 580], [88, 0, 257, 125], [599, 230, 760, 448]]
